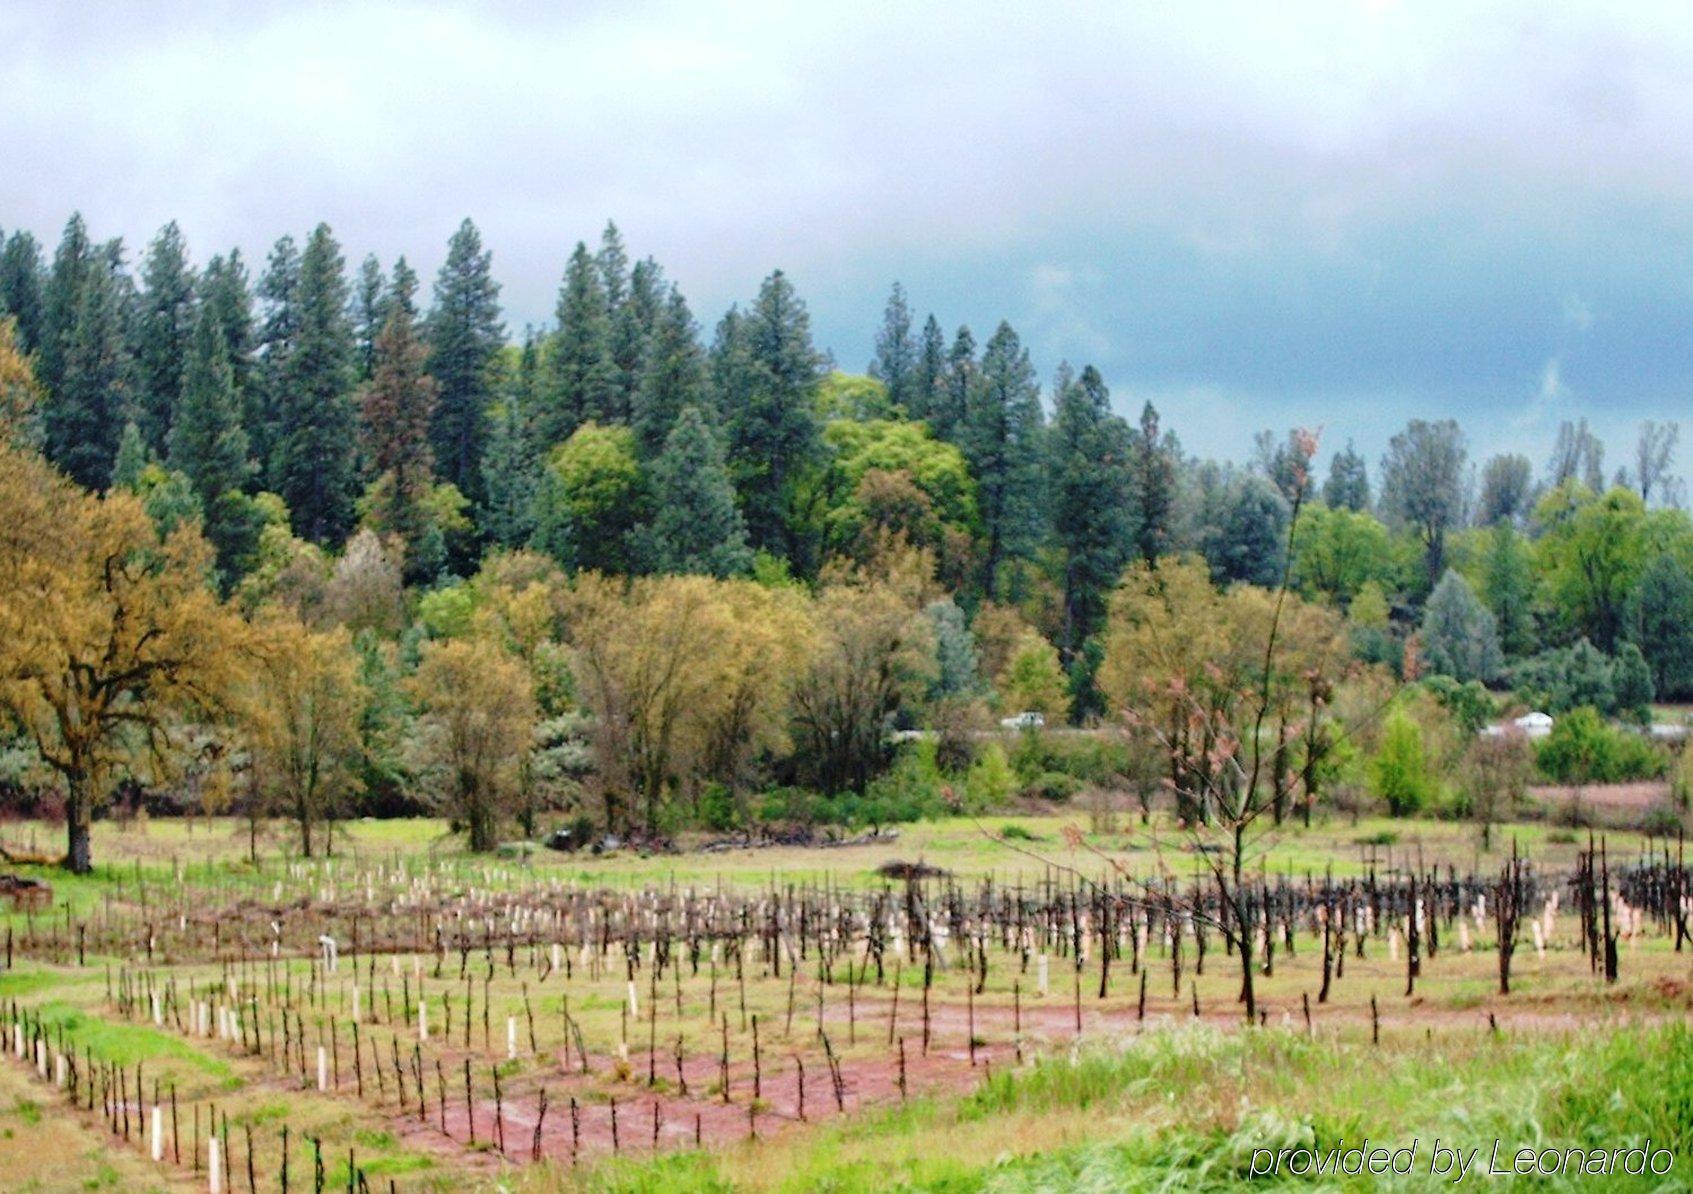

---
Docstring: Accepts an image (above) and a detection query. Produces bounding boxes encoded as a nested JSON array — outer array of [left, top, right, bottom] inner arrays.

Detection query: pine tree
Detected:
[[170, 303, 257, 584], [1051, 364, 1133, 657], [1132, 402, 1177, 564], [964, 322, 1045, 595], [254, 235, 303, 488], [631, 287, 706, 456], [932, 325, 975, 443], [44, 238, 131, 489], [538, 242, 617, 447], [708, 305, 756, 413], [480, 393, 537, 549], [111, 419, 150, 489], [388, 257, 419, 322], [910, 314, 945, 425], [616, 256, 666, 402], [199, 250, 254, 396], [274, 224, 357, 544], [426, 218, 504, 502], [0, 230, 45, 356], [596, 222, 629, 312], [725, 270, 824, 562], [133, 221, 197, 456], [594, 223, 642, 416], [1213, 474, 1290, 587], [1323, 439, 1371, 511], [360, 303, 439, 567], [171, 304, 250, 506], [352, 254, 386, 381], [647, 405, 751, 577], [869, 282, 915, 413], [39, 213, 94, 399]]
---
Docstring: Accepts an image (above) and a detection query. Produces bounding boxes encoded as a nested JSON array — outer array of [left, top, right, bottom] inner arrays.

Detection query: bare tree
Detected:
[[1634, 420, 1680, 507], [1548, 418, 1606, 492]]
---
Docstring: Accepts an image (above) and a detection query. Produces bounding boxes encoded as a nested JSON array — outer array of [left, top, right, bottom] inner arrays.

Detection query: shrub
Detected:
[[1022, 771, 1082, 803], [1420, 675, 1496, 736], [1535, 706, 1668, 783], [1510, 638, 1615, 715], [1641, 803, 1685, 838], [1613, 641, 1656, 723], [699, 783, 739, 832], [965, 742, 1017, 812], [1010, 734, 1130, 786]]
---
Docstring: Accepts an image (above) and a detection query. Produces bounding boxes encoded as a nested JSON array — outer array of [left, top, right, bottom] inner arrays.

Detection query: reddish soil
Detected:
[[383, 981, 1693, 1168]]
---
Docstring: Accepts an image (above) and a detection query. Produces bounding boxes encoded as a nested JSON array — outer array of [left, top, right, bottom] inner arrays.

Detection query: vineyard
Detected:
[[0, 815, 1689, 1192]]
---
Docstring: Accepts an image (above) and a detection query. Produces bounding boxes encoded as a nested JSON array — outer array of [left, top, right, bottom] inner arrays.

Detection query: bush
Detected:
[[1022, 771, 1082, 802], [1420, 675, 1495, 736], [699, 783, 739, 832], [965, 742, 1017, 812], [1535, 706, 1668, 783], [1641, 803, 1685, 838], [1010, 734, 1130, 787], [1510, 638, 1616, 715]]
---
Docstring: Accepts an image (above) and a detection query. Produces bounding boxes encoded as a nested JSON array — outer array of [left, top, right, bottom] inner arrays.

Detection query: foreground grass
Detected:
[[0, 1060, 181, 1192], [547, 1019, 1693, 1192]]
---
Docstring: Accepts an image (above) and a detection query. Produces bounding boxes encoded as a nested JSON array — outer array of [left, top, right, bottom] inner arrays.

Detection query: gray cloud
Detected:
[[4, 1, 1692, 469]]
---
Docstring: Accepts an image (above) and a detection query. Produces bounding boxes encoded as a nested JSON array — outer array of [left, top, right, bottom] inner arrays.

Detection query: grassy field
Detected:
[[0, 807, 1667, 893], [0, 812, 1686, 1192]]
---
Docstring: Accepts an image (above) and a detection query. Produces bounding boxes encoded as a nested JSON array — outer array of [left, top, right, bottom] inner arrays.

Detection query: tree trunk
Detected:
[[65, 774, 94, 874], [297, 796, 314, 859], [1232, 823, 1256, 1023]]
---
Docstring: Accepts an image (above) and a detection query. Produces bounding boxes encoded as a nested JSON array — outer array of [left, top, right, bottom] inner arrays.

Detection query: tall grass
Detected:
[[552, 1022, 1693, 1193]]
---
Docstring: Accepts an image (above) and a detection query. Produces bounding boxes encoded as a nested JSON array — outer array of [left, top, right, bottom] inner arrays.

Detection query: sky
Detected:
[[4, 0, 1692, 478]]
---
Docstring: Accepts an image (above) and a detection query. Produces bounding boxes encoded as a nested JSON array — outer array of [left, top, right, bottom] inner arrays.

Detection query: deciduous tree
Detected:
[[0, 444, 245, 871], [409, 636, 535, 851]]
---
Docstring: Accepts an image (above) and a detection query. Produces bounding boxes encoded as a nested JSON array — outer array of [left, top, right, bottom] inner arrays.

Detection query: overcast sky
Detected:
[[4, 1, 1692, 476]]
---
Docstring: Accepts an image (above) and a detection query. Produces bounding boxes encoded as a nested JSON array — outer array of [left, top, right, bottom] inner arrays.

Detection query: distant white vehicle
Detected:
[[1000, 711, 1046, 730], [1481, 711, 1553, 739]]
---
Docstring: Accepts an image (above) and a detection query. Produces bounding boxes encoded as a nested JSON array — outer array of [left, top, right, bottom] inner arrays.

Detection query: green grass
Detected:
[[555, 1021, 1693, 1192], [0, 811, 1664, 913], [31, 1001, 236, 1079]]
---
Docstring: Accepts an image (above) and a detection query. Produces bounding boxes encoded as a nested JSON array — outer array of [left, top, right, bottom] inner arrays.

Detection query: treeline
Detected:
[[2, 212, 1692, 866]]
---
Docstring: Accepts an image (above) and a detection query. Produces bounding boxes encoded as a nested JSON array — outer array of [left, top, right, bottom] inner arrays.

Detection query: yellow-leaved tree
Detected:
[[0, 443, 246, 871], [563, 573, 731, 835], [685, 580, 816, 817], [245, 612, 368, 857], [791, 571, 935, 796], [408, 636, 536, 851], [0, 317, 40, 446]]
